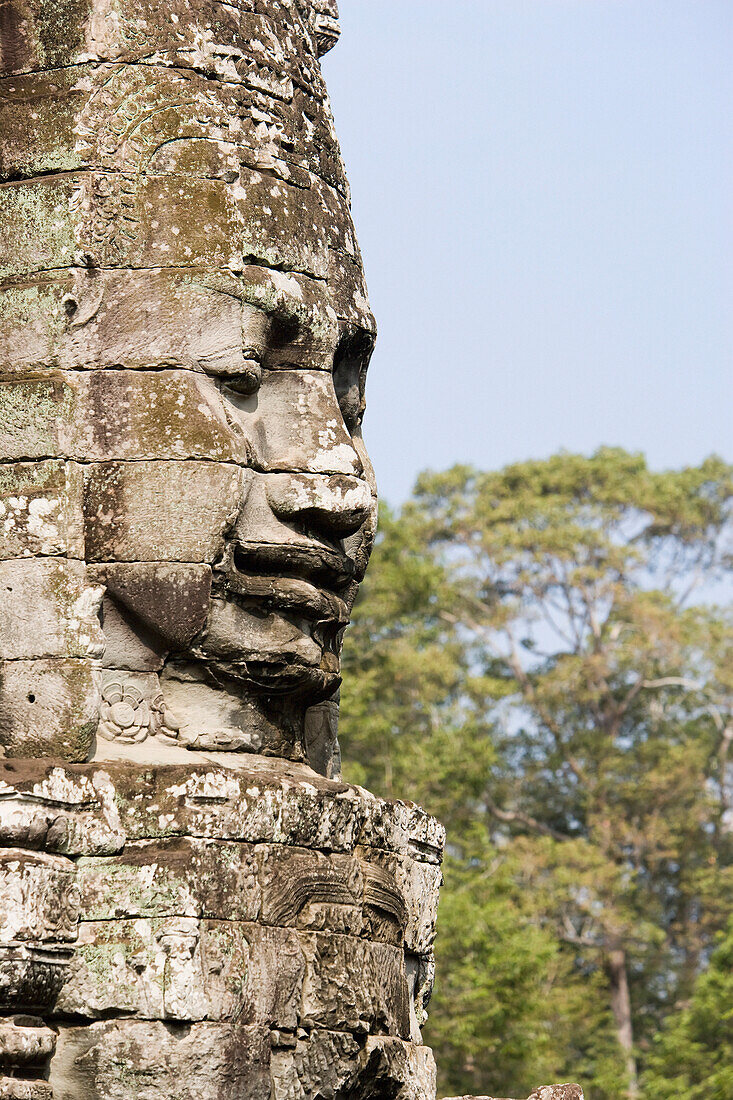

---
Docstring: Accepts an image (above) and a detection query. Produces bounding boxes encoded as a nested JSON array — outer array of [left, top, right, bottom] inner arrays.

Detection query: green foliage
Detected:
[[643, 917, 733, 1100], [339, 449, 733, 1099], [427, 847, 626, 1100]]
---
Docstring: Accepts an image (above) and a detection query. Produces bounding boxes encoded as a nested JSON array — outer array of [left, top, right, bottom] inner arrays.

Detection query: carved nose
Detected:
[[265, 473, 372, 538]]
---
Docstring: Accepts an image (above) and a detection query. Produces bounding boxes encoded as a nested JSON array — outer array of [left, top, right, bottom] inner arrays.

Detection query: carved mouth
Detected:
[[215, 542, 353, 628]]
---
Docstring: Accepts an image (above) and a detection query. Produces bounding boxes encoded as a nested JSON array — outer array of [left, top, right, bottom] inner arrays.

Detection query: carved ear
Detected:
[[308, 0, 341, 57]]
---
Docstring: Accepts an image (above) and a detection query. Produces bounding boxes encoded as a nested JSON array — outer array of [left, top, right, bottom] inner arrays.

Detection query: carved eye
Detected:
[[333, 329, 372, 433]]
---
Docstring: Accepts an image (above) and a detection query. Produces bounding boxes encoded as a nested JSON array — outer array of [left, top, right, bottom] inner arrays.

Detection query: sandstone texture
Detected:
[[0, 757, 443, 1097]]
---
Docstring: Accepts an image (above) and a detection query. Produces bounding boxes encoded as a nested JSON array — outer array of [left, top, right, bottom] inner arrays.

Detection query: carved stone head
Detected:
[[0, 0, 376, 774]]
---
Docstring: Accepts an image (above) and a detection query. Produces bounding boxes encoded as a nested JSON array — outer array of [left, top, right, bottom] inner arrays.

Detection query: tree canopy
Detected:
[[339, 449, 733, 1100]]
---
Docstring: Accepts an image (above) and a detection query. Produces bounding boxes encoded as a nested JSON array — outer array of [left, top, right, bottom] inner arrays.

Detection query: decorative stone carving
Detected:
[[0, 759, 443, 1098]]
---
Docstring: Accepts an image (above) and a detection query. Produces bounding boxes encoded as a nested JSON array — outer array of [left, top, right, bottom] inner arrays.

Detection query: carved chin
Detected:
[[195, 597, 342, 700]]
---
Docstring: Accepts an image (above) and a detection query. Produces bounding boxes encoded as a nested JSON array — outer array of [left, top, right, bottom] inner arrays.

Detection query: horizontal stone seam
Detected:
[[1, 57, 334, 114], [73, 918, 410, 947], [0, 263, 331, 288], [77, 836, 440, 864], [0, 156, 349, 206], [0, 161, 326, 197], [0, 458, 365, 478], [0, 365, 347, 379], [71, 840, 441, 865], [0, 259, 337, 283], [0, 833, 435, 861]]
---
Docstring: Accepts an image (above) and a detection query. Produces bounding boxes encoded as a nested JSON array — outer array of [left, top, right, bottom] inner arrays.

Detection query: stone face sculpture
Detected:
[[0, 2, 444, 1097], [0, 0, 377, 776]]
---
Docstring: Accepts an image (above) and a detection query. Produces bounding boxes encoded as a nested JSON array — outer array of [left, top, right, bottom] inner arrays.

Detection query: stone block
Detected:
[[0, 559, 104, 661], [359, 848, 441, 953], [0, 849, 79, 945], [349, 1037, 438, 1100], [82, 461, 248, 563], [56, 918, 304, 1028], [236, 368, 363, 475], [0, 1079, 53, 1099], [0, 370, 248, 464], [0, 177, 79, 279], [0, 658, 99, 761], [443, 1089, 584, 1100], [0, 764, 126, 856], [0, 944, 71, 1013], [0, 162, 356, 280], [0, 376, 68, 460], [269, 1029, 361, 1100], [0, 268, 244, 375], [0, 68, 86, 181], [76, 838, 261, 923], [93, 562, 212, 651], [0, 1015, 56, 1069], [0, 461, 83, 560], [258, 844, 363, 935], [203, 596, 322, 668], [97, 594, 168, 672], [300, 933, 410, 1039], [49, 1019, 270, 1100], [0, 2, 303, 86]]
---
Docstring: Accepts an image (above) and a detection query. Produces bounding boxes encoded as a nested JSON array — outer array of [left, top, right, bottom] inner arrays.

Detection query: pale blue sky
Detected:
[[322, 1, 732, 505]]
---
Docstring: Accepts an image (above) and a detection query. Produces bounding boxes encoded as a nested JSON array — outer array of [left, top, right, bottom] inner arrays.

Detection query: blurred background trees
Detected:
[[339, 448, 732, 1100]]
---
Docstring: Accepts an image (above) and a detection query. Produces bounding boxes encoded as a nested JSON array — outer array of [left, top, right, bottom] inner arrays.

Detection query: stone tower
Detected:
[[0, 2, 443, 1096]]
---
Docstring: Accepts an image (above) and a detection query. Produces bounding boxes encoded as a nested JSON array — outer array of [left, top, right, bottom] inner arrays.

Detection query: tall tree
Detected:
[[409, 449, 733, 1096], [340, 450, 732, 1098], [340, 496, 625, 1097]]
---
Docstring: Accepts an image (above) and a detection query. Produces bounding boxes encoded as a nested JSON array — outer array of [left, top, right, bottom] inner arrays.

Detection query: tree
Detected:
[[340, 493, 626, 1097], [643, 916, 733, 1100], [339, 450, 733, 1099], [409, 449, 733, 1096]]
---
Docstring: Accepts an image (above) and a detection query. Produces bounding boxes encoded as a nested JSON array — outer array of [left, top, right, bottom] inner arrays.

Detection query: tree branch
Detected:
[[486, 798, 569, 842]]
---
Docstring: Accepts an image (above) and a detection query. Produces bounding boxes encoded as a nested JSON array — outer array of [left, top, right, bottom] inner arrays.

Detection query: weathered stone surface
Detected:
[[76, 838, 262, 922], [93, 563, 212, 650], [0, 850, 79, 945], [0, 1015, 56, 1067], [0, 757, 442, 1091], [0, 1080, 53, 1100], [258, 844, 362, 934], [82, 461, 247, 563], [0, 370, 249, 464], [0, 945, 71, 1012], [0, 658, 99, 761], [0, 167, 359, 283], [0, 766, 125, 856], [269, 1029, 362, 1100], [97, 594, 169, 672], [0, 758, 445, 861], [300, 933, 410, 1038], [50, 1019, 270, 1100], [0, 462, 83, 560], [0, 559, 104, 661]]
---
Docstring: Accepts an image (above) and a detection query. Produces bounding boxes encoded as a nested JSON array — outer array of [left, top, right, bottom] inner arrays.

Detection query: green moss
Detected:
[[34, 0, 89, 69], [0, 181, 78, 277]]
